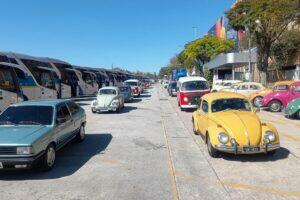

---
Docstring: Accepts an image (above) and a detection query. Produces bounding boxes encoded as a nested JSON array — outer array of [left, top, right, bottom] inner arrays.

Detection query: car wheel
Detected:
[[268, 100, 282, 112], [76, 125, 85, 142], [253, 96, 263, 107], [116, 107, 121, 113], [41, 144, 56, 171], [192, 118, 198, 135], [91, 108, 96, 113], [267, 150, 277, 156], [207, 136, 219, 158], [297, 110, 300, 119]]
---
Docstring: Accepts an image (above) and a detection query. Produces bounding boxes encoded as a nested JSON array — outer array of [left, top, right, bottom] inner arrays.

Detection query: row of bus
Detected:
[[0, 52, 143, 112]]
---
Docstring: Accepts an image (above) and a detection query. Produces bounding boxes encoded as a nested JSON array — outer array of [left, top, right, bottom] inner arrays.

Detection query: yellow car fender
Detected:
[[261, 123, 280, 144], [206, 126, 228, 145]]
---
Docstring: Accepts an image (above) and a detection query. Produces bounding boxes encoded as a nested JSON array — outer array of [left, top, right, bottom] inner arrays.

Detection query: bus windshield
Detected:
[[181, 81, 209, 91], [0, 66, 18, 92]]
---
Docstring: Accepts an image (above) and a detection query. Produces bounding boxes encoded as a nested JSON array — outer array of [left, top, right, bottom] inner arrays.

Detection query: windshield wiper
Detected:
[[18, 121, 43, 125]]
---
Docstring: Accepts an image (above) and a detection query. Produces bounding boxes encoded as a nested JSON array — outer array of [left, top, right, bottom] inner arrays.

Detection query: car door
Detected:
[[66, 101, 81, 132], [55, 103, 74, 147], [236, 84, 249, 96], [197, 100, 209, 134]]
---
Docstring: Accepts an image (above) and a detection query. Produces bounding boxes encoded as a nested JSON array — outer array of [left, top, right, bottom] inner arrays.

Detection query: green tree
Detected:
[[203, 67, 213, 85], [182, 35, 235, 72], [227, 0, 298, 85]]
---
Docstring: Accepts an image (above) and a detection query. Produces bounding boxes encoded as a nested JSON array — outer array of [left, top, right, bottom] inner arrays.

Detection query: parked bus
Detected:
[[73, 66, 99, 95], [0, 62, 24, 112], [2, 52, 58, 100], [42, 58, 82, 98]]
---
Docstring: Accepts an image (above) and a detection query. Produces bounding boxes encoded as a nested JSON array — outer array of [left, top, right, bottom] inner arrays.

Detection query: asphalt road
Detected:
[[0, 85, 299, 200]]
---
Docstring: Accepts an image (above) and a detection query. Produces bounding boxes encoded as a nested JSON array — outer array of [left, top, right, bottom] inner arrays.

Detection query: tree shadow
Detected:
[[0, 133, 112, 180], [220, 147, 290, 162]]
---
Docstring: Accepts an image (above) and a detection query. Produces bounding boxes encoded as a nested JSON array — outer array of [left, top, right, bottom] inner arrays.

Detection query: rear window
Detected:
[[119, 87, 130, 92], [181, 81, 209, 91], [170, 82, 177, 88], [99, 89, 117, 95], [125, 82, 138, 86]]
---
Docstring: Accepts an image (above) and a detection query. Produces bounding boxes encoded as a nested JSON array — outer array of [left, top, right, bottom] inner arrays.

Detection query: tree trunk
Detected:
[[257, 41, 271, 86]]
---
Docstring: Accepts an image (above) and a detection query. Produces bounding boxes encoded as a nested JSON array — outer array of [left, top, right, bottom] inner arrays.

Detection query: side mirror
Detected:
[[255, 107, 260, 113], [57, 118, 67, 125]]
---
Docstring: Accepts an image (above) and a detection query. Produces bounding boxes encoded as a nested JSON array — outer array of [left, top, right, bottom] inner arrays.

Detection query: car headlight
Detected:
[[17, 146, 33, 155], [265, 131, 276, 142], [111, 100, 119, 106], [218, 133, 229, 144], [92, 101, 98, 106]]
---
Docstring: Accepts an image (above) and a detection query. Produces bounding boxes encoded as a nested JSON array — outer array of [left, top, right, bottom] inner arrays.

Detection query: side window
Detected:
[[56, 104, 71, 123], [238, 84, 248, 90], [250, 84, 259, 90], [201, 100, 209, 113], [292, 86, 300, 92], [0, 67, 17, 92], [67, 101, 80, 115], [14, 68, 36, 86]]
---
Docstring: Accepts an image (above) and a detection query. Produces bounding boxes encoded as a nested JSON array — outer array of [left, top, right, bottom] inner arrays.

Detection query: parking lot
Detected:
[[0, 84, 300, 200]]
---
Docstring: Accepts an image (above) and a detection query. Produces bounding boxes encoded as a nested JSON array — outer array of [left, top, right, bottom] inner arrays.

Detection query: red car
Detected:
[[262, 81, 300, 112], [177, 76, 210, 111]]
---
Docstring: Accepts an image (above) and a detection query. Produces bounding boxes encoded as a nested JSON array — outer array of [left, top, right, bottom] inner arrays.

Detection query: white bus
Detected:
[[3, 52, 58, 100], [73, 66, 99, 96], [0, 62, 24, 112]]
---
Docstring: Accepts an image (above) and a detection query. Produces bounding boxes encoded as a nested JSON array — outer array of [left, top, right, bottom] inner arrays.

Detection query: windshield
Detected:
[[170, 82, 177, 88], [0, 106, 53, 125], [182, 81, 209, 91], [125, 82, 138, 86], [211, 98, 251, 113], [99, 89, 117, 95], [119, 87, 130, 92]]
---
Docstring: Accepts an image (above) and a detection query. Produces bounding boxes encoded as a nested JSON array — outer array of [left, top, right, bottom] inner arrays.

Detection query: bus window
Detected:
[[83, 73, 93, 86], [14, 68, 36, 87], [40, 70, 55, 89], [0, 55, 9, 63], [0, 67, 18, 93]]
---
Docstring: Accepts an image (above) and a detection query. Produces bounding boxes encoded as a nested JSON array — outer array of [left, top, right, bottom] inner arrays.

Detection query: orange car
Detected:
[[249, 80, 294, 107]]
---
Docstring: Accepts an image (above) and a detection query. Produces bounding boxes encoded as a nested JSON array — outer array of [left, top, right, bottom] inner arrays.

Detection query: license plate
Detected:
[[0, 162, 3, 169], [243, 147, 260, 152]]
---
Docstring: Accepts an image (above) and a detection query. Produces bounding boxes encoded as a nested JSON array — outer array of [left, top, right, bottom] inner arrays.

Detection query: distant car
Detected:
[[262, 81, 300, 112], [91, 87, 124, 113], [177, 76, 210, 111], [163, 80, 169, 88], [0, 99, 86, 170], [249, 81, 294, 107], [285, 98, 300, 119], [125, 79, 142, 97], [221, 82, 265, 97], [211, 80, 243, 92], [118, 85, 133, 102], [167, 82, 177, 97], [192, 92, 280, 157]]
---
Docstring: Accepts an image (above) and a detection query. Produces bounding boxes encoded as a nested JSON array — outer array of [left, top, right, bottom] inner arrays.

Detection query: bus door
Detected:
[[0, 65, 23, 112], [65, 70, 79, 97]]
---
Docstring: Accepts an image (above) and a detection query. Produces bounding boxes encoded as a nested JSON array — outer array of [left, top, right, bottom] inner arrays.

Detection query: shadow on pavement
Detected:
[[0, 133, 112, 180], [128, 98, 142, 103], [221, 147, 290, 162], [139, 94, 152, 98], [121, 106, 138, 113], [77, 102, 91, 106]]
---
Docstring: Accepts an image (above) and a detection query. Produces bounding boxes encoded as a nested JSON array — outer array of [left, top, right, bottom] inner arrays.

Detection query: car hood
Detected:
[[96, 95, 117, 107], [210, 111, 262, 146], [0, 125, 51, 145]]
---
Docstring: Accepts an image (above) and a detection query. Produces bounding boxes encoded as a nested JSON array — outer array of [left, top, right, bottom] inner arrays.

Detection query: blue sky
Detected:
[[0, 0, 235, 73]]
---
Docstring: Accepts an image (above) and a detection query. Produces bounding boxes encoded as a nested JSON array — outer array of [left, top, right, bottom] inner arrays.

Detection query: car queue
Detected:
[[162, 75, 299, 158]]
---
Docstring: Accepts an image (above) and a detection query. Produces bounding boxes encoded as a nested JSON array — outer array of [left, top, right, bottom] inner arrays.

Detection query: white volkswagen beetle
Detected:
[[91, 87, 124, 113]]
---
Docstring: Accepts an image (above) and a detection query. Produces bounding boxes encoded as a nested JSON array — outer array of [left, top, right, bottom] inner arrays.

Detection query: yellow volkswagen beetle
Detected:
[[192, 92, 280, 157]]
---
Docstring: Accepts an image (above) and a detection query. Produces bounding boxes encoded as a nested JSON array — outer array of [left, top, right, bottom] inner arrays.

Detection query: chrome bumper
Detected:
[[215, 143, 280, 154], [91, 106, 117, 112], [181, 104, 198, 109]]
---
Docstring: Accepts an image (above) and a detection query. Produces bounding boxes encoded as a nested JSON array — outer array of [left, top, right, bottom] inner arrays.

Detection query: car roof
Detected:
[[202, 92, 247, 103], [274, 80, 294, 86], [100, 86, 118, 90], [178, 76, 207, 83], [12, 99, 71, 107]]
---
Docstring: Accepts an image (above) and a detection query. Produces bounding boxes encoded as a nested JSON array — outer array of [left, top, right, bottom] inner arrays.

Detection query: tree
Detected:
[[182, 35, 235, 72], [227, 0, 298, 85], [203, 67, 213, 85]]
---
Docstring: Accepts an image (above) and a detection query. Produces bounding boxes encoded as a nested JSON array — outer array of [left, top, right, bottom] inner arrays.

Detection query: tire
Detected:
[[116, 107, 121, 113], [253, 96, 263, 107], [91, 109, 96, 113], [207, 136, 219, 158], [192, 118, 198, 135], [41, 144, 56, 171], [180, 107, 185, 112], [297, 110, 300, 119], [76, 125, 86, 142], [267, 150, 277, 156], [268, 100, 282, 112]]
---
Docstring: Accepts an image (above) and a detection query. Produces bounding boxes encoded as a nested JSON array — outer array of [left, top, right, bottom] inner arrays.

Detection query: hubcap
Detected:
[[271, 102, 280, 111], [80, 126, 85, 139], [47, 147, 55, 167], [254, 97, 263, 107]]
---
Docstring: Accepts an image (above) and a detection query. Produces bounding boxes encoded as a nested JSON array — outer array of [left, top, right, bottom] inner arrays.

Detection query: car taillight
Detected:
[[180, 92, 189, 104], [132, 87, 138, 93], [183, 97, 189, 102]]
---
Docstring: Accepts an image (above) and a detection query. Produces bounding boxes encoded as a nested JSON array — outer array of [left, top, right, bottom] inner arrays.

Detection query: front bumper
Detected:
[[0, 151, 45, 170], [215, 143, 280, 154], [91, 105, 118, 112]]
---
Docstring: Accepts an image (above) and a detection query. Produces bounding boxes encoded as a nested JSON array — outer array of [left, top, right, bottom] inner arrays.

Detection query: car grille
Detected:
[[0, 146, 17, 155]]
